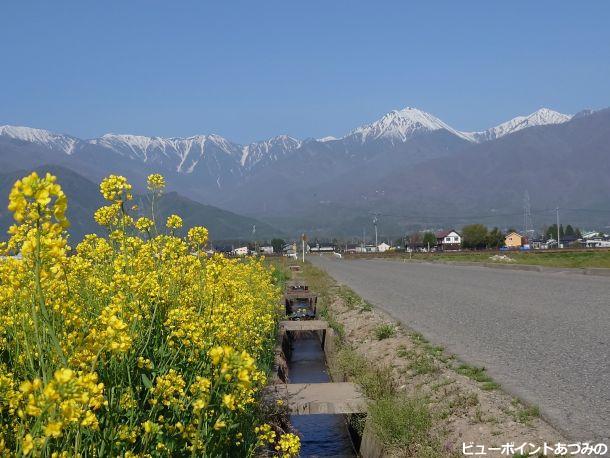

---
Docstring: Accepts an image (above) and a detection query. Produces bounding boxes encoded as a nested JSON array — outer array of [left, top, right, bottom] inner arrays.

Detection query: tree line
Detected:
[[406, 223, 583, 250]]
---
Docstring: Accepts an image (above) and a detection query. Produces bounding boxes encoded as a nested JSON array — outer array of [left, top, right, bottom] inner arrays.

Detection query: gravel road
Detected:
[[309, 256, 610, 441]]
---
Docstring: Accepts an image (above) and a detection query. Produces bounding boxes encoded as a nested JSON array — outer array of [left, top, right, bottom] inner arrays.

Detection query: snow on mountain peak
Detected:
[[466, 108, 572, 142], [0, 125, 78, 154], [241, 135, 301, 167], [347, 107, 473, 143], [0, 105, 580, 176]]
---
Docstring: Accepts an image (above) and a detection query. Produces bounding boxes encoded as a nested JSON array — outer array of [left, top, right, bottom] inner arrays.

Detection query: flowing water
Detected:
[[288, 333, 356, 457]]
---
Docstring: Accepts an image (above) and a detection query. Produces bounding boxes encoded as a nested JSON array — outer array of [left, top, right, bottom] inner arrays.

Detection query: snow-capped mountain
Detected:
[[1, 105, 606, 236], [0, 126, 300, 176], [0, 125, 79, 154], [91, 133, 244, 173], [0, 106, 573, 174], [0, 105, 578, 193], [345, 107, 474, 143], [241, 135, 301, 168], [465, 108, 572, 142]]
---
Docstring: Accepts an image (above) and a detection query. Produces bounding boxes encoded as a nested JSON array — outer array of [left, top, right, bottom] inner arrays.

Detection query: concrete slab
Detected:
[[280, 320, 329, 331], [268, 382, 367, 415], [284, 291, 317, 300]]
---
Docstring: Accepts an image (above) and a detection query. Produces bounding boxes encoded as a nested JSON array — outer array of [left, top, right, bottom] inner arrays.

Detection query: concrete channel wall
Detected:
[[273, 326, 390, 455], [274, 320, 387, 458], [269, 269, 389, 457]]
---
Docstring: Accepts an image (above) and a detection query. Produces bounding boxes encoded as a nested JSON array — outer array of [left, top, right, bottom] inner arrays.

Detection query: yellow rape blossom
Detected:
[[146, 173, 165, 192], [166, 214, 183, 230], [0, 172, 289, 457], [276, 433, 301, 457], [99, 175, 132, 202]]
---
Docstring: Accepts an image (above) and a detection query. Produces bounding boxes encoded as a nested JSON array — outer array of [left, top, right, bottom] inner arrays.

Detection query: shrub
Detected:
[[0, 172, 298, 457]]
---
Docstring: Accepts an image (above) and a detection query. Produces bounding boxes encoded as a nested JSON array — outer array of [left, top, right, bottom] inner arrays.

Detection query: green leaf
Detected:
[[141, 373, 153, 389]]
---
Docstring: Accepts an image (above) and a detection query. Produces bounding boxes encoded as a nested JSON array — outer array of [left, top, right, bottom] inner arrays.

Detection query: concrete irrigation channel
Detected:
[[265, 265, 385, 457]]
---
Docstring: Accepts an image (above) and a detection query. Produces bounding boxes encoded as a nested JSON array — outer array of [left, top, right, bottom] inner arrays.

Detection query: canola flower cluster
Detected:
[[0, 172, 300, 457]]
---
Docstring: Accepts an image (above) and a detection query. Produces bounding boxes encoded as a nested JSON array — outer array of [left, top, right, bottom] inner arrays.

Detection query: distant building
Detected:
[[530, 238, 548, 250], [582, 231, 607, 240], [584, 238, 610, 248], [504, 232, 524, 248], [310, 243, 335, 253], [355, 244, 378, 253], [344, 244, 359, 253], [559, 235, 580, 248], [436, 230, 461, 251], [259, 246, 274, 254], [232, 246, 249, 256], [212, 244, 233, 254], [377, 242, 391, 252], [282, 243, 298, 257]]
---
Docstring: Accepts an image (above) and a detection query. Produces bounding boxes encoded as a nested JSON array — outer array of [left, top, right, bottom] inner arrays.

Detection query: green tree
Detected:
[[462, 224, 489, 250], [271, 238, 285, 253], [565, 224, 575, 237], [487, 227, 504, 248], [422, 232, 437, 248], [545, 224, 558, 241], [407, 232, 422, 248]]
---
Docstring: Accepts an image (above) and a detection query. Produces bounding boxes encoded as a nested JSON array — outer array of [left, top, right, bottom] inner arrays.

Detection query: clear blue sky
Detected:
[[1, 1, 609, 143]]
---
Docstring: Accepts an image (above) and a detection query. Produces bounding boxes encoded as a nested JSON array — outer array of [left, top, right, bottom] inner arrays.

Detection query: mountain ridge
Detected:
[[0, 106, 573, 170], [1, 105, 606, 237]]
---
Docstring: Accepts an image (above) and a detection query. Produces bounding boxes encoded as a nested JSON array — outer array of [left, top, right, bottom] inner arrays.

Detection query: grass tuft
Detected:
[[369, 396, 432, 448], [337, 286, 373, 312], [456, 364, 494, 383], [335, 348, 396, 399], [375, 323, 396, 340], [408, 354, 439, 375]]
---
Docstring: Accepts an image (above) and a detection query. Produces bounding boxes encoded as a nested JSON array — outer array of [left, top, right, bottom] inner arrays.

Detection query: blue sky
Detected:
[[1, 1, 609, 143]]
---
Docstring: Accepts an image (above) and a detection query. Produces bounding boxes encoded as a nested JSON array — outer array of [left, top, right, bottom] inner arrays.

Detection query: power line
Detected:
[[372, 207, 610, 222], [375, 208, 557, 221]]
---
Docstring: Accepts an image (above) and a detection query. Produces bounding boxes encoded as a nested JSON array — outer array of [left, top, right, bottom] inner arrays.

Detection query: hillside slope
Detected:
[[0, 165, 281, 242]]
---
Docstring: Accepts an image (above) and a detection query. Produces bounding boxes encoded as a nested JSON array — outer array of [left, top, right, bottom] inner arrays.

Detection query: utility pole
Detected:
[[523, 191, 532, 238], [301, 233, 306, 263], [556, 207, 561, 249], [373, 215, 379, 249]]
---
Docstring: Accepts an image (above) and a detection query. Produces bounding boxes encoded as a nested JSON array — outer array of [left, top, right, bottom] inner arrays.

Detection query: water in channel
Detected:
[[288, 332, 356, 457]]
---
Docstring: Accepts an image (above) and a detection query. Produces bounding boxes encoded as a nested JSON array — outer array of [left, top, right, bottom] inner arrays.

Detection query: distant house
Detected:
[[259, 246, 274, 254], [232, 246, 249, 256], [504, 232, 523, 248], [436, 230, 461, 251], [377, 242, 391, 253]]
